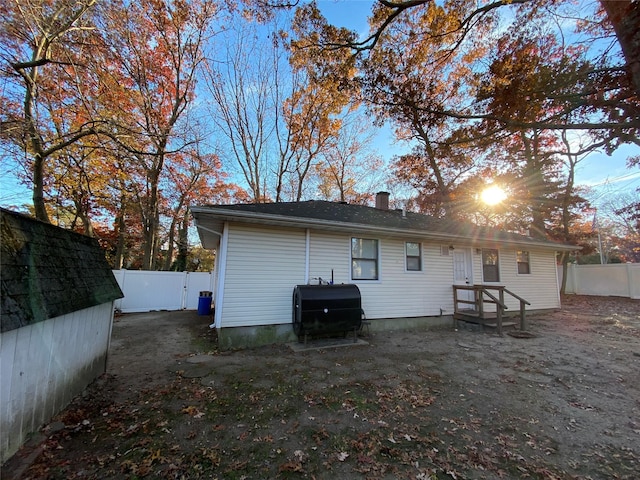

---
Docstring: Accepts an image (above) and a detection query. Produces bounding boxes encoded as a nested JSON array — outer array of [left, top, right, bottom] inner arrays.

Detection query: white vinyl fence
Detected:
[[112, 270, 214, 313], [559, 263, 640, 299]]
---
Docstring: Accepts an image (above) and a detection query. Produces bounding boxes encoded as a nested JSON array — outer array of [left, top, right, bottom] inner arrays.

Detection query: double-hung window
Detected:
[[351, 238, 379, 280], [405, 242, 422, 271], [482, 248, 500, 282], [517, 250, 531, 274]]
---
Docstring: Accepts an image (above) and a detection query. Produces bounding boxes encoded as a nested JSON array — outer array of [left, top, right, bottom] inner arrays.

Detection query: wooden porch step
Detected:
[[452, 284, 530, 333], [455, 316, 517, 331], [477, 321, 517, 329], [454, 311, 517, 330], [454, 311, 501, 321]]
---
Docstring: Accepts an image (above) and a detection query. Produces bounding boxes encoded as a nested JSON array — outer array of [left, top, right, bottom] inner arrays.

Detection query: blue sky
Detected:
[[315, 0, 640, 207], [0, 157, 30, 209], [317, 0, 372, 32], [1, 0, 637, 211]]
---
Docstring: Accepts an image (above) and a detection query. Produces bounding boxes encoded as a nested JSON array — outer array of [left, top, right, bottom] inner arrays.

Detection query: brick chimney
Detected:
[[375, 191, 390, 210]]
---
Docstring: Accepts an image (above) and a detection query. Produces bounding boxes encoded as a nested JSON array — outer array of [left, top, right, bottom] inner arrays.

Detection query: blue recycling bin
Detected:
[[198, 291, 213, 316]]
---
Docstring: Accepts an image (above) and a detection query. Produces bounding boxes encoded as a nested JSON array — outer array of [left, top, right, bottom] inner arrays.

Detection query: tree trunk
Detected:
[[113, 214, 126, 269], [600, 0, 640, 96], [423, 137, 451, 218], [141, 153, 165, 270], [559, 133, 577, 294], [560, 253, 569, 295], [32, 154, 50, 222], [164, 197, 187, 270], [141, 215, 155, 270], [77, 207, 95, 237], [25, 63, 50, 223], [522, 133, 547, 239], [163, 215, 178, 271], [175, 211, 189, 272]]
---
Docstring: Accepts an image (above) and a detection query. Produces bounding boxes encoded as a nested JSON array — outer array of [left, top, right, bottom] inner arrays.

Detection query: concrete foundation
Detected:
[[216, 315, 455, 350]]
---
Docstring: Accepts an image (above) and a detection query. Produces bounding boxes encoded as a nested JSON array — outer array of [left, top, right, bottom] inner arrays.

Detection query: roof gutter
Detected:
[[193, 220, 223, 238]]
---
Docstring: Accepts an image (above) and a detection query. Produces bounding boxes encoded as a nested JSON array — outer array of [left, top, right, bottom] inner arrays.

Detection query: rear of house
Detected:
[[192, 194, 574, 348]]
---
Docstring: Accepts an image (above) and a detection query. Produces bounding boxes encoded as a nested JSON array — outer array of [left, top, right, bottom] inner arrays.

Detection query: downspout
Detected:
[[194, 221, 228, 329], [213, 223, 229, 329], [305, 229, 310, 284], [554, 251, 562, 307]]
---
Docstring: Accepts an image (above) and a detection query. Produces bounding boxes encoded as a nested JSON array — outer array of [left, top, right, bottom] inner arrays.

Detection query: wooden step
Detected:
[[455, 317, 517, 332], [454, 312, 499, 322], [477, 321, 516, 329]]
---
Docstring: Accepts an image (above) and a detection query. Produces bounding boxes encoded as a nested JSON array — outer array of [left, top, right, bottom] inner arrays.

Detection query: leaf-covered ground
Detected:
[[3, 295, 640, 479]]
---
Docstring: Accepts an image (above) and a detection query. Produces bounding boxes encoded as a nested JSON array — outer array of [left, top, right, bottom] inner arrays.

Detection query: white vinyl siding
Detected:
[[470, 247, 559, 310], [356, 239, 453, 319], [217, 223, 561, 328], [221, 224, 306, 327], [309, 232, 350, 284], [498, 248, 560, 310]]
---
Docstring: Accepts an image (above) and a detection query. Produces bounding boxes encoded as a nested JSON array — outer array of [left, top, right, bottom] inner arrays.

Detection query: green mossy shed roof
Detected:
[[1, 208, 123, 333]]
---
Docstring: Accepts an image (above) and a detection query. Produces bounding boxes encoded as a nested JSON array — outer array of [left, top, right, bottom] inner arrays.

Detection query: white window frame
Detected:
[[405, 241, 422, 272], [350, 237, 380, 281], [516, 250, 531, 275], [482, 248, 501, 283]]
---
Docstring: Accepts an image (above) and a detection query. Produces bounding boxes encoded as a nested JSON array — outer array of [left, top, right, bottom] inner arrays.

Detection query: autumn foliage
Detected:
[[1, 0, 638, 267]]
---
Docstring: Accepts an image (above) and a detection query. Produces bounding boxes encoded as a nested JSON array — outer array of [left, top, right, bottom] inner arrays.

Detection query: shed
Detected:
[[0, 208, 123, 463]]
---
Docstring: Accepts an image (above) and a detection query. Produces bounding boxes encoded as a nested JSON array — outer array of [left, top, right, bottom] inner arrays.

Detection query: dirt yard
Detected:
[[3, 295, 640, 479]]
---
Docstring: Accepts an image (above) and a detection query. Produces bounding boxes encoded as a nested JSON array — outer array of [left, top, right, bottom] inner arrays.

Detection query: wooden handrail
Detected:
[[452, 285, 530, 335], [479, 288, 507, 310], [502, 287, 531, 306]]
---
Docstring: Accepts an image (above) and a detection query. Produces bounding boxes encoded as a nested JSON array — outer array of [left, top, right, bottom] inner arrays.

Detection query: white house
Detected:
[[191, 193, 576, 349]]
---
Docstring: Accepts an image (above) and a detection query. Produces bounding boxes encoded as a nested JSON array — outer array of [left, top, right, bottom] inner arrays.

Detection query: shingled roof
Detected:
[[191, 200, 576, 251], [1, 208, 123, 333]]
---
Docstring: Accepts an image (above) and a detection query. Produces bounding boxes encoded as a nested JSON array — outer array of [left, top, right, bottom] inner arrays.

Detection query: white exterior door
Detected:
[[453, 248, 474, 303]]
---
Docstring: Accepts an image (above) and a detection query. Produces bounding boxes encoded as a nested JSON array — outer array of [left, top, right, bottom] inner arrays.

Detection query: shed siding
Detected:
[[221, 224, 306, 327], [1, 302, 113, 463]]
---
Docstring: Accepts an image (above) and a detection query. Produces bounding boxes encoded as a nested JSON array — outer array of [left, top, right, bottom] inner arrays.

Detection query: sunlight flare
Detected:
[[480, 185, 507, 206]]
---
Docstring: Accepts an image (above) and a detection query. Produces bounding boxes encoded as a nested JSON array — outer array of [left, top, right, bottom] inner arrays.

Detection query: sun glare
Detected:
[[480, 185, 507, 206]]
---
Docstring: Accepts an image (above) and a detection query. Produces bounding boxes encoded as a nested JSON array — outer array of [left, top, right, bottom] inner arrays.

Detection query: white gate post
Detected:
[[181, 272, 188, 310]]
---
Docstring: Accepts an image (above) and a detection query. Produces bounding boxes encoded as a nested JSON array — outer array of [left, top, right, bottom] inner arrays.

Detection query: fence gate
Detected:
[[112, 270, 214, 313]]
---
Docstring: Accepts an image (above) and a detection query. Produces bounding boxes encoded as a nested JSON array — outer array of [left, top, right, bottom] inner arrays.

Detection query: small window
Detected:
[[482, 248, 500, 282], [406, 242, 422, 271], [351, 238, 379, 280], [517, 251, 531, 274], [440, 245, 451, 256]]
